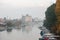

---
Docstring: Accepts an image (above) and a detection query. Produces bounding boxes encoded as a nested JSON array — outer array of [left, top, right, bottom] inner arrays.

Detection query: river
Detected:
[[0, 24, 42, 40]]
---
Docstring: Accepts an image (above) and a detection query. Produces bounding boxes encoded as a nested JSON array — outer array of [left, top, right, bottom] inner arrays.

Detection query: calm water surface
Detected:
[[0, 25, 42, 40]]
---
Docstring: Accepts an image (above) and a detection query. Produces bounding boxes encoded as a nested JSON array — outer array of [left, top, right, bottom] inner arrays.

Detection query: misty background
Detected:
[[0, 0, 56, 19]]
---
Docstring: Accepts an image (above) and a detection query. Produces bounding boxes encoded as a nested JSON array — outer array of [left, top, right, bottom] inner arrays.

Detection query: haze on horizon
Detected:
[[0, 0, 56, 19]]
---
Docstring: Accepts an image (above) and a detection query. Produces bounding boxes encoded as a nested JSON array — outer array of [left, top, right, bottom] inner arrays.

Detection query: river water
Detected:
[[0, 25, 42, 40]]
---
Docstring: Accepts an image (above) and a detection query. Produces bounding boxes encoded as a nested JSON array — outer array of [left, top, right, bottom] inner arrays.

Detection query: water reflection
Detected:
[[6, 28, 12, 32], [0, 25, 41, 40]]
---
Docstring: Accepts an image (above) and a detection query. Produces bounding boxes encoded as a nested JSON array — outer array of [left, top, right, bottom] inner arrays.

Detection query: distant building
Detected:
[[21, 14, 32, 23], [25, 14, 32, 22], [0, 18, 4, 22], [0, 18, 6, 27], [21, 14, 32, 26]]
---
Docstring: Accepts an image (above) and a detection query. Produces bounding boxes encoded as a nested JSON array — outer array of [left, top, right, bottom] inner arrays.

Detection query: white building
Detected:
[[21, 14, 32, 26]]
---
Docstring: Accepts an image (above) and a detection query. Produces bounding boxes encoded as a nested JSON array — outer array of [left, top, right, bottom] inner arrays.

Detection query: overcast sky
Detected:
[[0, 0, 56, 19]]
